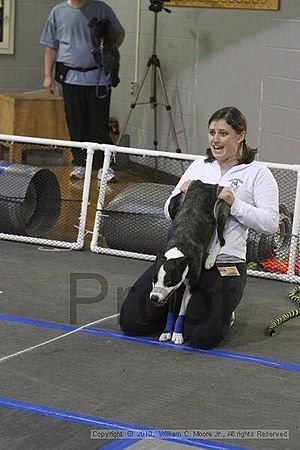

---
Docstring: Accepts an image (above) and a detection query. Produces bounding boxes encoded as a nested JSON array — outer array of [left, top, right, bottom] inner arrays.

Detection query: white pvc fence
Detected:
[[0, 134, 299, 283], [0, 133, 96, 250], [92, 144, 300, 284]]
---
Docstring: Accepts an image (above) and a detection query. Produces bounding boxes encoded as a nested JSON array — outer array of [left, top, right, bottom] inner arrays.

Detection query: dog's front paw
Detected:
[[159, 331, 172, 341], [171, 332, 184, 345]]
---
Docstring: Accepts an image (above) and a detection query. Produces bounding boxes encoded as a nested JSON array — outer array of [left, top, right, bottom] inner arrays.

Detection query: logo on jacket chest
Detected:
[[228, 178, 243, 193]]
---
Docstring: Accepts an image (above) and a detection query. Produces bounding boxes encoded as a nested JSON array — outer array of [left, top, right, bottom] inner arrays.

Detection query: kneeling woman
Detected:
[[119, 106, 279, 349]]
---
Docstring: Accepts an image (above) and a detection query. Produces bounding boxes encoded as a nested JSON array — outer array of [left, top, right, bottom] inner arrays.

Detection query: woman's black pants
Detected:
[[119, 262, 247, 349]]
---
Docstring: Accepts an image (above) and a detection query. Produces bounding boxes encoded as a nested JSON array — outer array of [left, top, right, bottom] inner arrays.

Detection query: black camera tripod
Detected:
[[116, 1, 181, 153]]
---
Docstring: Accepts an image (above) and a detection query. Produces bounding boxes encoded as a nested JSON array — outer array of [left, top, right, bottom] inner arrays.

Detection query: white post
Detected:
[[75, 144, 95, 248], [287, 166, 300, 276], [90, 148, 111, 250]]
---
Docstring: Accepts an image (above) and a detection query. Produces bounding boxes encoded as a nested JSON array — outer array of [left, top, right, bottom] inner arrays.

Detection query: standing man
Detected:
[[40, 0, 125, 181]]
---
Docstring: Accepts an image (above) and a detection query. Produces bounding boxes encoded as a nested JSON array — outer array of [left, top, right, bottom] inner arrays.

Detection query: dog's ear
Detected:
[[154, 253, 166, 264], [152, 253, 166, 282], [153, 253, 165, 267], [169, 192, 184, 220]]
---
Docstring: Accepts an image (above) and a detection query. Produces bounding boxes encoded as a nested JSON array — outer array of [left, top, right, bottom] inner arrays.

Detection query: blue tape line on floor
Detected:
[[98, 438, 141, 450], [0, 312, 300, 373], [0, 396, 249, 450]]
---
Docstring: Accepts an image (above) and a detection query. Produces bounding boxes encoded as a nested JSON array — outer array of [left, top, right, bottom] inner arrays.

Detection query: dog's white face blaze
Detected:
[[150, 247, 188, 305]]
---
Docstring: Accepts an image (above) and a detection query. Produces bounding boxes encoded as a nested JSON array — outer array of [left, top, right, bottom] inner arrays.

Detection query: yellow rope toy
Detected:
[[266, 286, 300, 336]]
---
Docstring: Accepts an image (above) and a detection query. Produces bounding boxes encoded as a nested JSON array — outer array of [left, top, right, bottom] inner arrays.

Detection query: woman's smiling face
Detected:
[[208, 119, 245, 167]]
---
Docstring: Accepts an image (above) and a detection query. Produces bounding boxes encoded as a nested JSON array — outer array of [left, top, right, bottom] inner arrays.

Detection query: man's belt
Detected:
[[66, 65, 98, 72], [55, 62, 98, 84]]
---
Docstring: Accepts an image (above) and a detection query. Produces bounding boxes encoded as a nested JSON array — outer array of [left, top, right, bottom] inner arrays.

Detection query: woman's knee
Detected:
[[185, 323, 224, 349], [119, 309, 165, 337], [119, 288, 167, 337]]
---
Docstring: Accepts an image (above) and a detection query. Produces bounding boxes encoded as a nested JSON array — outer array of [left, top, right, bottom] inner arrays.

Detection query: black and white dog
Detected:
[[150, 180, 230, 345], [89, 18, 120, 87]]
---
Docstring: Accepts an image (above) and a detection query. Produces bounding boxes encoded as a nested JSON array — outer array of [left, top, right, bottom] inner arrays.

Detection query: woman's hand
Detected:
[[180, 179, 192, 194], [218, 187, 235, 206]]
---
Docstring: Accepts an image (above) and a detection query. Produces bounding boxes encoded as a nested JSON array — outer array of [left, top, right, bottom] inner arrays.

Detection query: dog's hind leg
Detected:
[[215, 200, 231, 246], [205, 241, 221, 269], [205, 200, 231, 269], [172, 287, 191, 345]]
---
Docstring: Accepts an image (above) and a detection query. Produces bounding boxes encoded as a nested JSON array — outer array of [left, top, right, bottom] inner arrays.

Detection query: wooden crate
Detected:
[[0, 91, 70, 163]]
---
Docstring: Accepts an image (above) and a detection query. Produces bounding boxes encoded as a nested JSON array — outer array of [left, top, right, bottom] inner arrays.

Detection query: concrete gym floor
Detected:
[[0, 239, 299, 450]]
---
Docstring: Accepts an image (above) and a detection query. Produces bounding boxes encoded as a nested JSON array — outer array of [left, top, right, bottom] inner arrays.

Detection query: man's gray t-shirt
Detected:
[[40, 0, 124, 86]]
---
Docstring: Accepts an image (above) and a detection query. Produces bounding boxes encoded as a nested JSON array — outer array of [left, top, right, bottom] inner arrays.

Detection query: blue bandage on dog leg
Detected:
[[165, 312, 175, 332], [174, 315, 185, 333]]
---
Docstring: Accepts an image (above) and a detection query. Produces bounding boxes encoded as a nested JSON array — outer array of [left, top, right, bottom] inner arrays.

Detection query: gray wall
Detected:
[[0, 0, 299, 164]]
